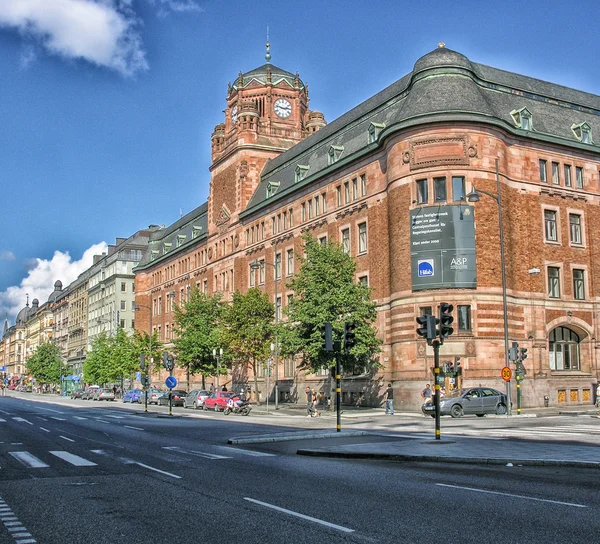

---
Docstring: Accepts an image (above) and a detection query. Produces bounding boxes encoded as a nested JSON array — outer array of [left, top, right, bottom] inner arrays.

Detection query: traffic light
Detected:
[[509, 341, 519, 362], [344, 322, 356, 353], [454, 356, 461, 373], [519, 347, 528, 361], [140, 353, 146, 371], [438, 303, 454, 341], [321, 322, 333, 353], [416, 314, 438, 344], [416, 315, 429, 339], [162, 351, 169, 369]]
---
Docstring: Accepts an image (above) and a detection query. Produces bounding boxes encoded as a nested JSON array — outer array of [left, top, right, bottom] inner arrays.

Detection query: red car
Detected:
[[203, 391, 233, 412]]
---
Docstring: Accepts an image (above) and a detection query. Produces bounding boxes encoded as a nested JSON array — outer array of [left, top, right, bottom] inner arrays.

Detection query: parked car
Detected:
[[422, 387, 509, 418], [157, 390, 187, 407], [81, 386, 100, 400], [140, 388, 163, 405], [92, 388, 116, 401], [123, 389, 143, 403], [70, 389, 85, 399], [183, 389, 210, 410], [203, 391, 233, 412]]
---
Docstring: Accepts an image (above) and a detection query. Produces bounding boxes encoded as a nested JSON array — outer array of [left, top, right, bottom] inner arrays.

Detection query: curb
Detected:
[[295, 450, 600, 468], [228, 430, 370, 444]]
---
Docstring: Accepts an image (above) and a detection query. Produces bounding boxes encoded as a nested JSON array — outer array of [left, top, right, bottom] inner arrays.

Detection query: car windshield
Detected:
[[445, 389, 466, 398]]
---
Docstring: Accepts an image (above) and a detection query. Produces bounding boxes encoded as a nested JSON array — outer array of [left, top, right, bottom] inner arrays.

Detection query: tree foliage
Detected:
[[26, 342, 62, 384], [222, 288, 274, 402], [173, 289, 225, 380], [281, 232, 381, 373]]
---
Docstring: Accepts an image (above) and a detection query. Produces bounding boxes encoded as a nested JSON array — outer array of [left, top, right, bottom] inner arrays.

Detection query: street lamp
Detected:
[[212, 348, 223, 391], [250, 256, 280, 409], [467, 158, 511, 415], [134, 303, 152, 413]]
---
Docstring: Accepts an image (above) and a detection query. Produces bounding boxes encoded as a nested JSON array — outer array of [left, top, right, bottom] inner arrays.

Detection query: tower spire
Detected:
[[265, 25, 271, 63]]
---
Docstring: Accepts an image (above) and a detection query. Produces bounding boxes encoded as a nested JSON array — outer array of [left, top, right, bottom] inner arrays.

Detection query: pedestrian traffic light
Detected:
[[438, 303, 454, 341], [519, 347, 528, 361], [321, 322, 333, 353], [344, 322, 356, 353]]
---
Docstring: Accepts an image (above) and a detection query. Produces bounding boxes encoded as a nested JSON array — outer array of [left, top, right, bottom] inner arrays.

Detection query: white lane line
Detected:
[[0, 409, 11, 415], [0, 418, 5, 422], [4, 521, 23, 526], [11, 443, 23, 446], [132, 462, 182, 479], [217, 446, 276, 457], [59, 436, 75, 443], [39, 428, 50, 433], [9, 452, 49, 468], [162, 446, 231, 459], [36, 417, 48, 422], [244, 498, 355, 533], [73, 416, 87, 420], [105, 415, 124, 419], [37, 408, 64, 414], [90, 450, 106, 455], [435, 483, 587, 508], [49, 451, 97, 467], [12, 417, 33, 425], [50, 417, 66, 421], [95, 419, 110, 424], [13, 533, 33, 538], [124, 425, 144, 431], [15, 539, 36, 543]]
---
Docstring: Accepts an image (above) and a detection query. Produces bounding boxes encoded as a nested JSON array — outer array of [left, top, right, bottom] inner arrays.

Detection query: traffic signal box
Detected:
[[321, 322, 333, 353], [439, 303, 454, 341], [415, 303, 455, 346], [343, 322, 356, 353]]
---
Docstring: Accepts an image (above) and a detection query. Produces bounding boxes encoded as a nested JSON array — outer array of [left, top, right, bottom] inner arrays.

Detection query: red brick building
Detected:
[[134, 44, 600, 410]]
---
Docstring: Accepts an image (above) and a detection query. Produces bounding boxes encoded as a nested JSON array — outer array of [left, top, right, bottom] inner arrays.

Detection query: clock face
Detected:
[[231, 105, 238, 123], [274, 98, 292, 118]]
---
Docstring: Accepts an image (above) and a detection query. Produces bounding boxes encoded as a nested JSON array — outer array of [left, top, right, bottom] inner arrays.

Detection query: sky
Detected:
[[1, 0, 599, 323]]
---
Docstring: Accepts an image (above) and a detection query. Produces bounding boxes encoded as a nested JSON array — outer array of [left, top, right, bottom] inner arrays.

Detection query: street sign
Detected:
[[0, 366, 6, 372], [72, 376, 80, 382], [165, 376, 177, 389], [501, 366, 512, 382]]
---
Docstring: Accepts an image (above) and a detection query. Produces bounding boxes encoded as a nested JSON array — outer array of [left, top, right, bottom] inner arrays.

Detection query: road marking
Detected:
[[12, 417, 33, 425], [9, 452, 49, 468], [11, 443, 23, 446], [39, 427, 50, 433], [124, 425, 144, 431], [36, 417, 48, 421], [435, 483, 587, 508], [244, 498, 355, 533], [73, 416, 87, 420], [132, 462, 182, 479], [4, 521, 23, 526], [90, 450, 106, 455], [50, 417, 66, 421], [105, 415, 124, 419], [95, 419, 110, 424], [59, 436, 75, 443], [216, 446, 276, 457], [15, 538, 37, 543], [13, 533, 33, 538], [49, 451, 97, 467], [0, 418, 5, 422], [162, 446, 231, 459], [37, 408, 64, 414], [0, 409, 11, 415]]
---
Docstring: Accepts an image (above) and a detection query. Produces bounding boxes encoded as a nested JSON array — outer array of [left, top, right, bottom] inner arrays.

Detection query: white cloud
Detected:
[[0, 251, 16, 262], [0, 242, 108, 325], [0, 0, 148, 76], [153, 0, 203, 17]]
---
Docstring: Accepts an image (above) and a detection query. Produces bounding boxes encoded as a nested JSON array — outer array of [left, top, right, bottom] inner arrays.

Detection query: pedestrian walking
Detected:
[[421, 383, 432, 404], [305, 386, 313, 417], [1, 383, 5, 396], [596, 383, 600, 411], [384, 383, 394, 415]]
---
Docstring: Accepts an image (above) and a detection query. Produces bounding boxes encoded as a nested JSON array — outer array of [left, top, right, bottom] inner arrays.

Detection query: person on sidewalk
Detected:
[[421, 384, 432, 404], [596, 383, 600, 412], [384, 383, 394, 415], [305, 386, 313, 417]]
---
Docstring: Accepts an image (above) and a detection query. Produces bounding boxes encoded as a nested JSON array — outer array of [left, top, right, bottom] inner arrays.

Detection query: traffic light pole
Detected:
[[433, 340, 441, 440], [516, 374, 521, 415], [336, 354, 341, 433]]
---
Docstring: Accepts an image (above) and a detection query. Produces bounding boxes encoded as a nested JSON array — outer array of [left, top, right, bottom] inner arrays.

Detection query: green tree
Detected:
[[173, 289, 225, 390], [108, 327, 137, 389], [281, 232, 381, 374], [26, 342, 62, 386], [83, 332, 112, 385], [131, 329, 164, 378], [222, 288, 274, 404]]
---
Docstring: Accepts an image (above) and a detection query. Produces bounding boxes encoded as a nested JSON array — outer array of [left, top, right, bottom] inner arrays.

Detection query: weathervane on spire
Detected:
[[265, 25, 271, 63]]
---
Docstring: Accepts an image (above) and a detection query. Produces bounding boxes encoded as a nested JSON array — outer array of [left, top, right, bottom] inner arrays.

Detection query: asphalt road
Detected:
[[1, 395, 599, 544]]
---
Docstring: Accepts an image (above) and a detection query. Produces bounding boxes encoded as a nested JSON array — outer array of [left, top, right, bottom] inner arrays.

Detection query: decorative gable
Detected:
[[510, 107, 533, 131], [571, 122, 592, 144], [216, 206, 231, 226]]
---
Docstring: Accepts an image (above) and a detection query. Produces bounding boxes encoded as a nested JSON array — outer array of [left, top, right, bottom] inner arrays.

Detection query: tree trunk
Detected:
[[252, 361, 260, 405]]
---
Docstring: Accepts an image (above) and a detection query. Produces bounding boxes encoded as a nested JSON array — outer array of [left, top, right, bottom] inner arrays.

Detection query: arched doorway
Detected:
[[548, 326, 580, 371]]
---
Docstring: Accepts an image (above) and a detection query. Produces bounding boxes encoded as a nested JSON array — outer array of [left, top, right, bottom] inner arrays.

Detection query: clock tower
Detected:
[[208, 42, 326, 235]]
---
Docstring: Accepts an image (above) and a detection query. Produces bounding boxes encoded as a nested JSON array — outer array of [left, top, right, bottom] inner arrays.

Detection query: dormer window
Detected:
[[266, 181, 280, 199], [177, 235, 186, 248], [328, 145, 344, 165], [510, 107, 533, 131], [163, 242, 172, 255], [572, 122, 592, 144], [295, 165, 309, 183], [151, 250, 159, 261], [368, 122, 385, 144], [192, 225, 202, 239]]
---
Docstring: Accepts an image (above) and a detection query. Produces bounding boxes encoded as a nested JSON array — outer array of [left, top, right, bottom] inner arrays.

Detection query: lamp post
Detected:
[[212, 348, 223, 391], [250, 257, 280, 409], [134, 303, 152, 413], [467, 158, 511, 415]]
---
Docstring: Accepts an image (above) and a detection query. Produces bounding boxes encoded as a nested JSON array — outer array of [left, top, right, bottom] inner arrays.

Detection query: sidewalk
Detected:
[[295, 434, 600, 469]]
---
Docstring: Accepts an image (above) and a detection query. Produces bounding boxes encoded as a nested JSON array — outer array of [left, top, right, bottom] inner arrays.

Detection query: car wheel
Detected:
[[203, 404, 207, 411], [476, 414, 485, 417], [450, 404, 463, 418], [496, 403, 507, 415], [214, 404, 219, 412], [192, 402, 197, 410]]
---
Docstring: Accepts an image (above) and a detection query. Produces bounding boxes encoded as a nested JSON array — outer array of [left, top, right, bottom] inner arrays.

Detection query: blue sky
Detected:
[[0, 0, 598, 322]]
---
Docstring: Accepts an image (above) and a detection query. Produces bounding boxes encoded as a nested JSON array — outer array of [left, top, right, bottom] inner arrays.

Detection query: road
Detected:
[[0, 394, 599, 543]]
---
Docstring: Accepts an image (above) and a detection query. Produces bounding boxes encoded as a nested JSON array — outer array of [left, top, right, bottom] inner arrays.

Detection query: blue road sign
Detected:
[[73, 376, 80, 383], [0, 366, 6, 372], [165, 376, 177, 389]]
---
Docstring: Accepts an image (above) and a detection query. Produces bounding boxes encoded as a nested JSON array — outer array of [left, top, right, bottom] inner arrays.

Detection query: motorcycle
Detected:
[[224, 396, 252, 416]]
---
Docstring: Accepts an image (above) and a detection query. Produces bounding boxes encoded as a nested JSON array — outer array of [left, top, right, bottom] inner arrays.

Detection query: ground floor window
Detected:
[[549, 326, 580, 370]]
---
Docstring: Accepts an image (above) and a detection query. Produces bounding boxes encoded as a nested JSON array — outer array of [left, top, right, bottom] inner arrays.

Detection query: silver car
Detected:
[[92, 388, 116, 401], [422, 387, 509, 418], [183, 389, 210, 409]]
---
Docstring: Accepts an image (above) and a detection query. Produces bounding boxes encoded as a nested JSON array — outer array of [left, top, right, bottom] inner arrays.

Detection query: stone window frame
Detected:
[[567, 209, 585, 247], [357, 273, 369, 287], [357, 221, 368, 255], [570, 265, 587, 301], [542, 205, 561, 245], [546, 263, 563, 299], [339, 224, 351, 255], [539, 159, 548, 183], [416, 178, 428, 204]]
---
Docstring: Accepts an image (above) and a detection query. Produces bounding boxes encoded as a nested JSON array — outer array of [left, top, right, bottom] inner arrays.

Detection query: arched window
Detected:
[[549, 327, 580, 370]]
